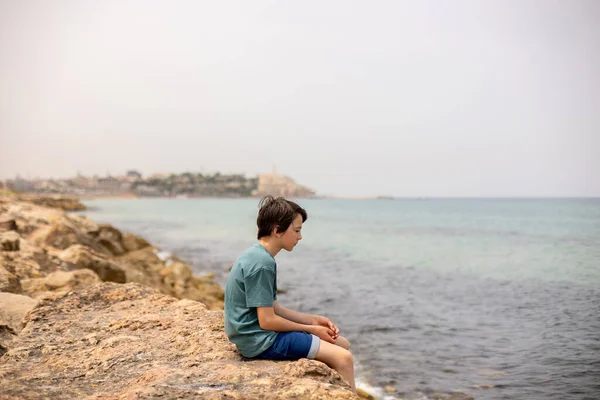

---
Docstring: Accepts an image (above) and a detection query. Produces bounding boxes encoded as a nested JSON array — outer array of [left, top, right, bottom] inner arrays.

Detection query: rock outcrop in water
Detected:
[[0, 196, 358, 399], [16, 195, 87, 211]]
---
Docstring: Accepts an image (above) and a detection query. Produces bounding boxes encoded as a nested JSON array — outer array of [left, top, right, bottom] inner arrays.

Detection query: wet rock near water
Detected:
[[88, 224, 127, 256], [122, 232, 151, 252]]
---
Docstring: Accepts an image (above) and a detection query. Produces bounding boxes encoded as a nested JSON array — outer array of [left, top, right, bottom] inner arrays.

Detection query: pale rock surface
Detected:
[[20, 269, 102, 299], [58, 244, 126, 283], [122, 232, 151, 252], [0, 292, 37, 333], [0, 283, 357, 399], [0, 232, 20, 251]]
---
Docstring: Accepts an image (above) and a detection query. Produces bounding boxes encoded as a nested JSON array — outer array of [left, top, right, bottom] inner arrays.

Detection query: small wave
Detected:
[[355, 378, 401, 400], [154, 249, 172, 263], [359, 326, 399, 334]]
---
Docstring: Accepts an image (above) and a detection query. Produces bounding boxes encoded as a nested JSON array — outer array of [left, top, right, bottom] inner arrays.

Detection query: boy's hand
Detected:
[[312, 315, 339, 340], [312, 326, 336, 344]]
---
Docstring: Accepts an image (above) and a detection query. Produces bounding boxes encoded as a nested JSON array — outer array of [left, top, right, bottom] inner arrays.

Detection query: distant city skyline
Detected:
[[5, 165, 285, 180], [1, 1, 599, 197]]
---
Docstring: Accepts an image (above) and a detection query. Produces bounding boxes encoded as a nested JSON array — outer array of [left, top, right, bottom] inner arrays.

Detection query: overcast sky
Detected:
[[1, 0, 598, 197]]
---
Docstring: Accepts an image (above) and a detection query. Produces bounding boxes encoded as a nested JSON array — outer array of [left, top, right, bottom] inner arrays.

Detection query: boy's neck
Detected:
[[258, 238, 282, 257]]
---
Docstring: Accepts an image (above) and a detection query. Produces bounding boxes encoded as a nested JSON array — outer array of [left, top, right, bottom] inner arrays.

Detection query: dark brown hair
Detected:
[[257, 195, 307, 239]]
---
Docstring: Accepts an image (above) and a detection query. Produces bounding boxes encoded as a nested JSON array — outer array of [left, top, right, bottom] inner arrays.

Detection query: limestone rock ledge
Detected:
[[0, 198, 224, 309], [16, 195, 87, 211], [0, 283, 356, 399]]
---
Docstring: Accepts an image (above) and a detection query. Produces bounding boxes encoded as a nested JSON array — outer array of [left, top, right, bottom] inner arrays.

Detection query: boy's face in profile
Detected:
[[278, 213, 303, 252]]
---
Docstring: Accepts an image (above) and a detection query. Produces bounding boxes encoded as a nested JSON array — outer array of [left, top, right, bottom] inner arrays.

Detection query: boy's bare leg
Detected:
[[315, 340, 355, 391], [335, 336, 350, 350]]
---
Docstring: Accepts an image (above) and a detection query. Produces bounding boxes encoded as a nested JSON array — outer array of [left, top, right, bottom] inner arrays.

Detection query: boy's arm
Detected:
[[257, 306, 336, 343], [243, 267, 336, 342], [273, 300, 314, 325], [273, 301, 340, 339]]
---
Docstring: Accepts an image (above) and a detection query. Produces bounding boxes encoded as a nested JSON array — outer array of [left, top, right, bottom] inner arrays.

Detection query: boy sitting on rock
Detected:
[[224, 195, 355, 391]]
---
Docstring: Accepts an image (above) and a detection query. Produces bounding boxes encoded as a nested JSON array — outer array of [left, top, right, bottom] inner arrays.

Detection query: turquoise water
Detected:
[[83, 198, 600, 283], [82, 198, 600, 399]]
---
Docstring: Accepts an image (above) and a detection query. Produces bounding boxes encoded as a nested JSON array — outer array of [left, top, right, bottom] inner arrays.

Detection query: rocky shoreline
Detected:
[[0, 196, 358, 399]]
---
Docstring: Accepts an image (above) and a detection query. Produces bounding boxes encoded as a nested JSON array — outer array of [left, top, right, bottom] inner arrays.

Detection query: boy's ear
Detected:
[[273, 225, 283, 237]]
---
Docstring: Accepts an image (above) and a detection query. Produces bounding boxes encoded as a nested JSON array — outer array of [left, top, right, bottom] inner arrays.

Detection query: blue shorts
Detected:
[[256, 332, 321, 360]]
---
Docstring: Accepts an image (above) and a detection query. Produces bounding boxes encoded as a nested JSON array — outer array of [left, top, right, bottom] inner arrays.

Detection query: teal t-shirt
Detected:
[[224, 243, 278, 358]]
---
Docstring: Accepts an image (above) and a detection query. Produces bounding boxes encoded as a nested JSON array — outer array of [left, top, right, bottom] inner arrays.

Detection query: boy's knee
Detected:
[[339, 349, 354, 368], [343, 337, 351, 350], [336, 336, 350, 350]]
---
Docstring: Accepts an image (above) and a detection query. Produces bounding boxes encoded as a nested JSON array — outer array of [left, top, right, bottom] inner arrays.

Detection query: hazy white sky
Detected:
[[1, 0, 598, 197]]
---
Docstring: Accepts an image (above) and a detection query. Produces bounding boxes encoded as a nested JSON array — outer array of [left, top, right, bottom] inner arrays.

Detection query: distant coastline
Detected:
[[4, 170, 315, 199]]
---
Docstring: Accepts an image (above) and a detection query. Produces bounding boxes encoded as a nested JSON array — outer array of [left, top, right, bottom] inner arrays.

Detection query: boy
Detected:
[[224, 195, 356, 391]]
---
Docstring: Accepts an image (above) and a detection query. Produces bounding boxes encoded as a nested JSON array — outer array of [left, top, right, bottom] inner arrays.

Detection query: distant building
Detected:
[[149, 173, 169, 180], [134, 184, 162, 197], [71, 175, 96, 188], [97, 176, 122, 190], [252, 173, 315, 198], [126, 170, 143, 180], [8, 178, 34, 192]]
